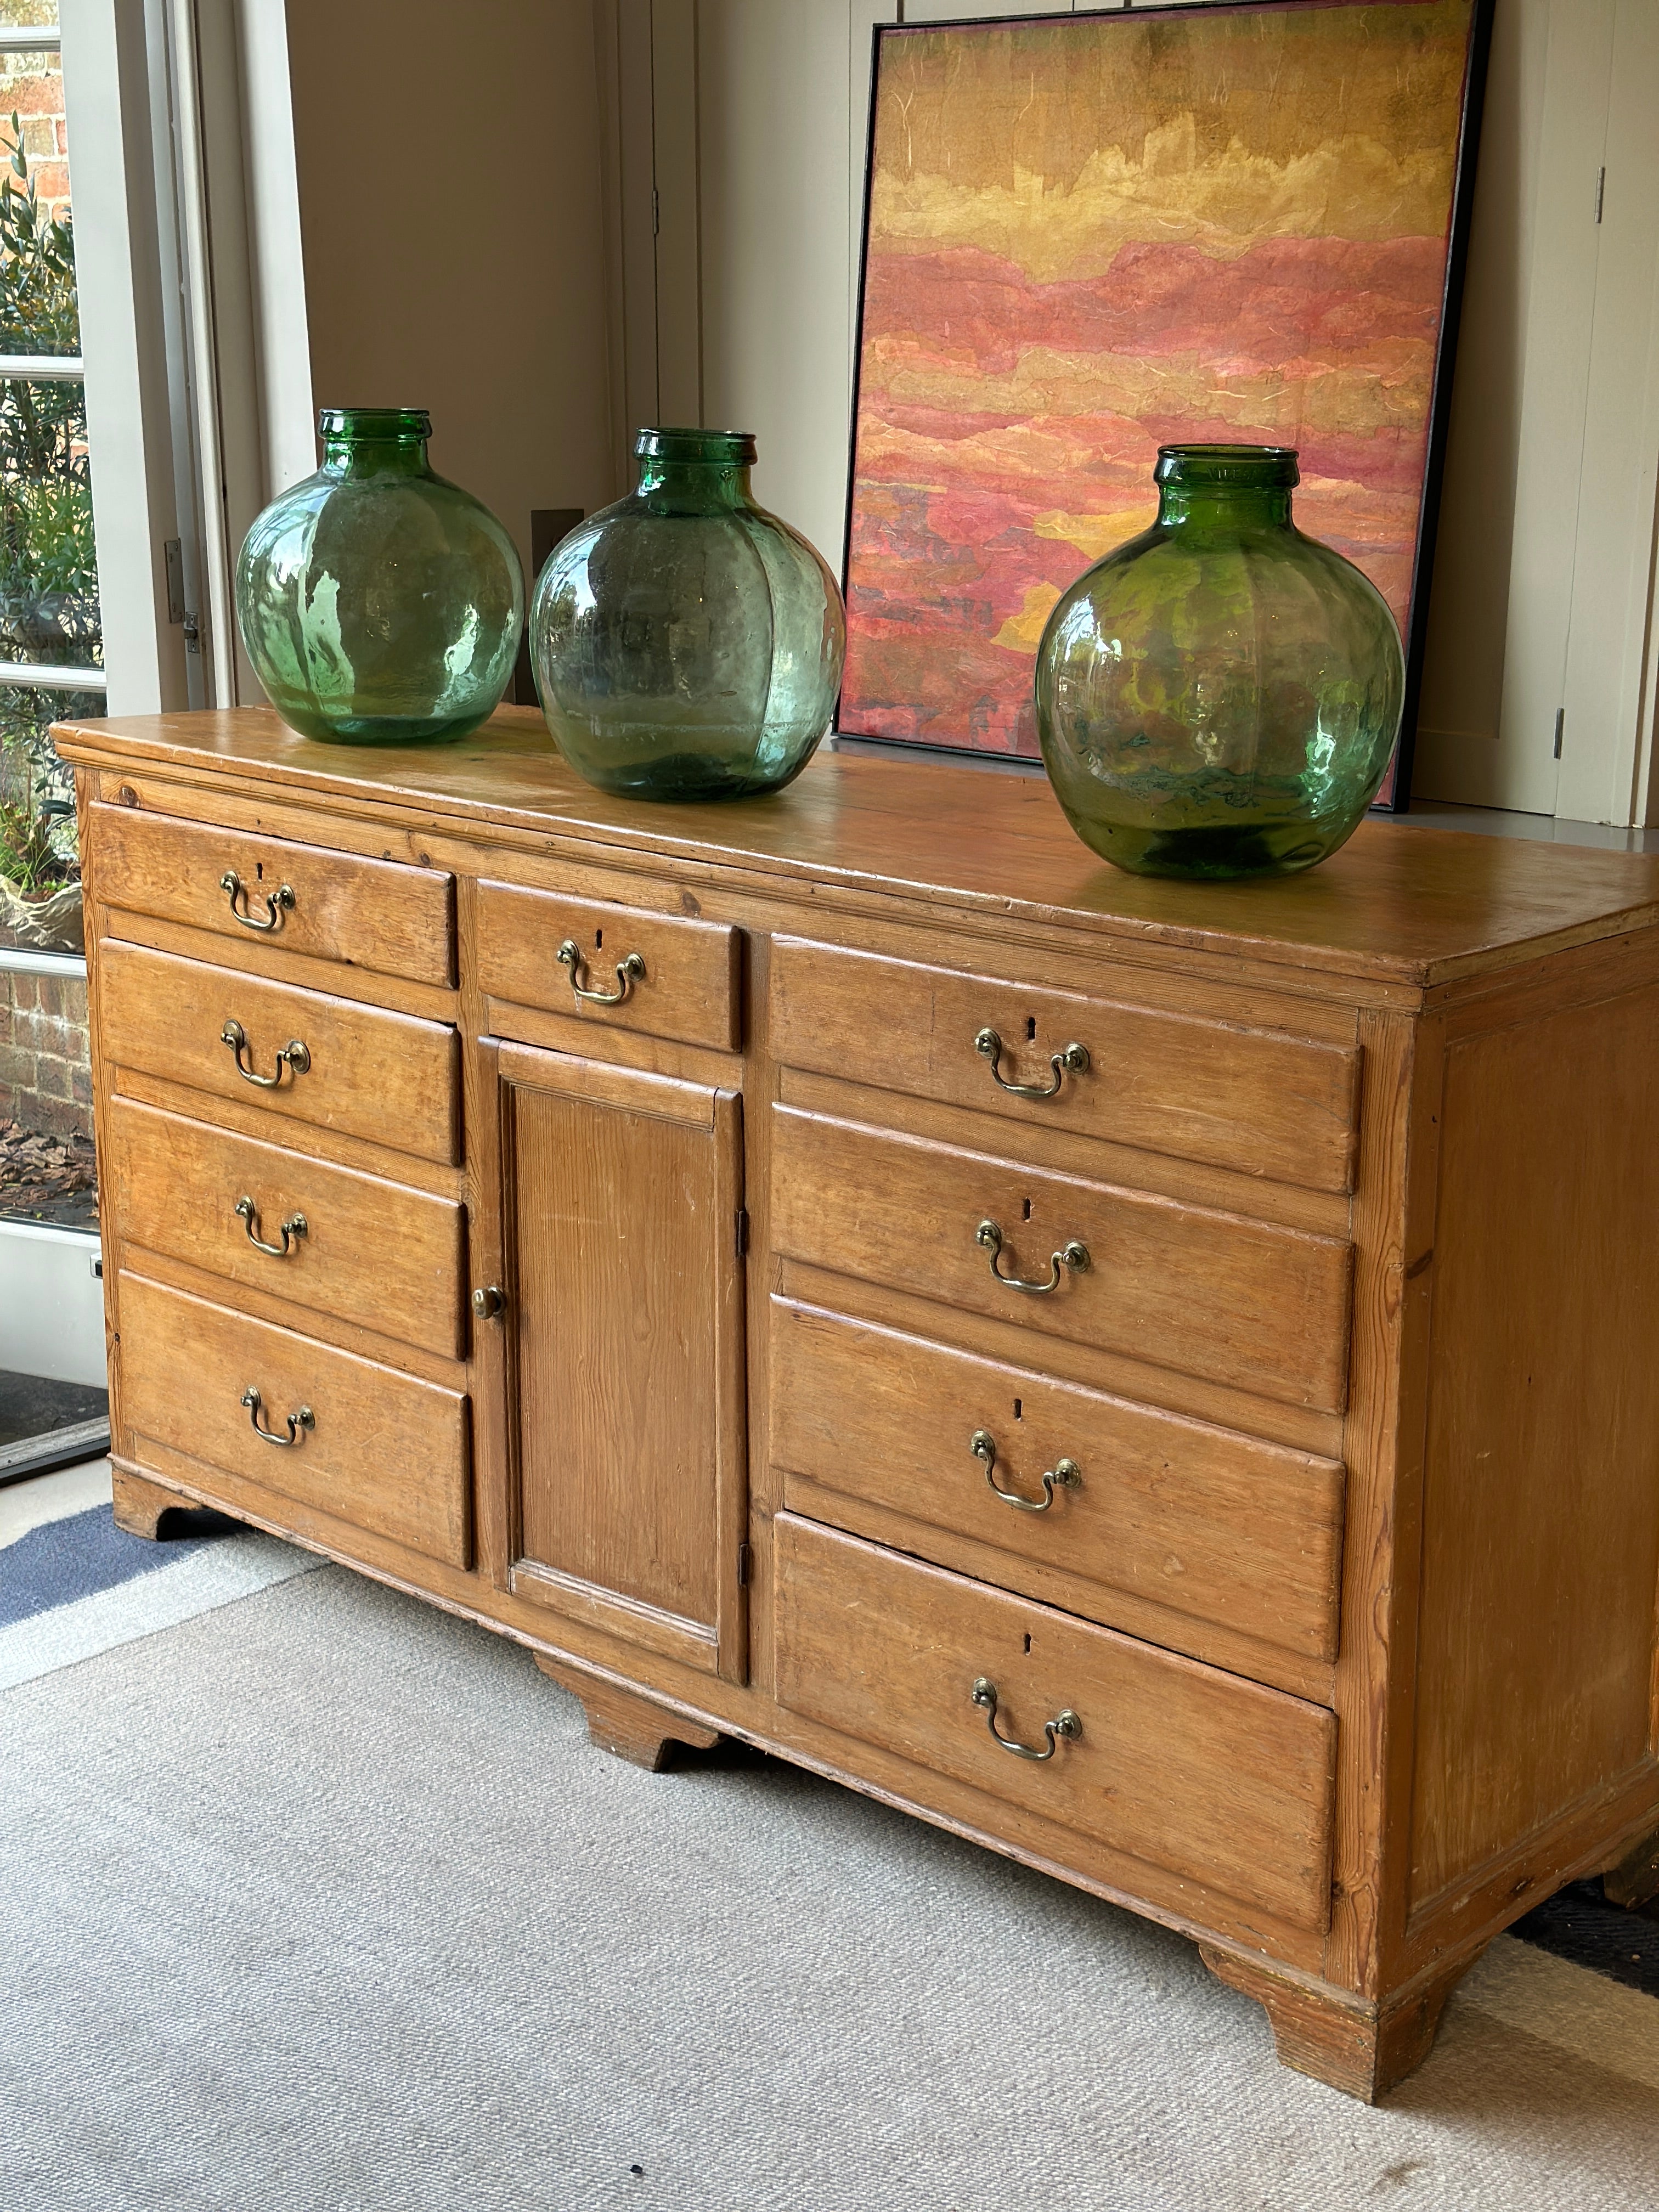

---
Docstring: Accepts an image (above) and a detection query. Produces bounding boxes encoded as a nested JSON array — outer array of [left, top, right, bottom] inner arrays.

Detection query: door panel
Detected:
[[483, 1040, 749, 1682]]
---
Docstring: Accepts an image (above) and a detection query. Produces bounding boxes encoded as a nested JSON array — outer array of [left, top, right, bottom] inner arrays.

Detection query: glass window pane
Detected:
[[0, 0, 101, 976]]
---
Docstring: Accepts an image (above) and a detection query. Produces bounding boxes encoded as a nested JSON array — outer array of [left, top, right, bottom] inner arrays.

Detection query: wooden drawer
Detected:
[[105, 1098, 466, 1361], [476, 879, 741, 1051], [91, 802, 455, 985], [776, 1515, 1336, 1934], [771, 1107, 1353, 1413], [118, 1272, 471, 1567], [770, 936, 1360, 1192], [771, 1302, 1345, 1669], [98, 941, 461, 1166]]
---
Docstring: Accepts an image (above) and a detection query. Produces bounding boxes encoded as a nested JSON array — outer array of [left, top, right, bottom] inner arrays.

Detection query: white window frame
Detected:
[[0, 0, 311, 997]]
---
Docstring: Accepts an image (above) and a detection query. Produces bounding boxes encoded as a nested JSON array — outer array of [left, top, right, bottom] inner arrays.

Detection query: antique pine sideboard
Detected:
[[57, 703, 1659, 2102]]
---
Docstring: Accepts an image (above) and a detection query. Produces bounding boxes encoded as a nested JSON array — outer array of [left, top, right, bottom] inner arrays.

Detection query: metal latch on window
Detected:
[[164, 538, 201, 653]]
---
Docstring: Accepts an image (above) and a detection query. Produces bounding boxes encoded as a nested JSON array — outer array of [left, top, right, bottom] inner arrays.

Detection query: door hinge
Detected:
[[1553, 707, 1565, 760], [735, 1206, 749, 1257], [736, 1540, 753, 1588]]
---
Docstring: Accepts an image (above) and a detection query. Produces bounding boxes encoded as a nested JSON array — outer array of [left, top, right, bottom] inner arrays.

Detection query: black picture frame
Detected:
[[838, 0, 1496, 814]]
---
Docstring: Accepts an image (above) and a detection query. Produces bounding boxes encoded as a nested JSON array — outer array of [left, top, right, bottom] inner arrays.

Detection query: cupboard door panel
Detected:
[[484, 1042, 749, 1681]]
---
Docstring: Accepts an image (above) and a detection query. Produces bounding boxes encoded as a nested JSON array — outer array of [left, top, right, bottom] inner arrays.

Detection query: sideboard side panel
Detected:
[[1407, 977, 1659, 1917]]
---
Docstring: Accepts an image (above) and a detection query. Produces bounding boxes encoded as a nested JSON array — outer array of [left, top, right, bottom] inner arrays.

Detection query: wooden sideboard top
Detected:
[[55, 704, 1659, 991]]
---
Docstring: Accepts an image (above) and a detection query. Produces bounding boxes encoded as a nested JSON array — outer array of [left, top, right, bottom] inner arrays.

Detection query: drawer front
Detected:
[[105, 1098, 466, 1361], [776, 1515, 1336, 1934], [99, 941, 461, 1166], [771, 1302, 1345, 1666], [771, 936, 1360, 1192], [118, 1272, 471, 1566], [771, 1108, 1353, 1413], [91, 802, 455, 985], [477, 880, 741, 1050]]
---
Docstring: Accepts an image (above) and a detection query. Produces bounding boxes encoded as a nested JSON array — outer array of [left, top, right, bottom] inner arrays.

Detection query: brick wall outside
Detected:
[[0, 969, 92, 1139], [2, 57, 70, 220]]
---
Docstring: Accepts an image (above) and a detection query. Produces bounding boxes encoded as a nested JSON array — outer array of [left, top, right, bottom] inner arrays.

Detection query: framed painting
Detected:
[[839, 0, 1492, 809]]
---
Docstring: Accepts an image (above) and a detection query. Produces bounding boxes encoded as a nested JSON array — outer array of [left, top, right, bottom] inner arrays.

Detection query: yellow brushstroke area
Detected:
[[1032, 508, 1154, 563], [871, 123, 1452, 285], [992, 582, 1062, 652]]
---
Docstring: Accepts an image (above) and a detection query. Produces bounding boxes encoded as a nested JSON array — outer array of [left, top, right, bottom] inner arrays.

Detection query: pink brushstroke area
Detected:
[[842, 231, 1446, 761]]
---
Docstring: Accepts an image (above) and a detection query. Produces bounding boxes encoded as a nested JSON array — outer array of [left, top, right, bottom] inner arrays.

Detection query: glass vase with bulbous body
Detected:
[[1035, 445, 1404, 879], [532, 428, 845, 802], [236, 407, 523, 746]]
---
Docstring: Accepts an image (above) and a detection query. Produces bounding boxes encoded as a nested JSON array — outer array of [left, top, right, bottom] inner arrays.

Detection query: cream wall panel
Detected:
[[284, 0, 614, 590], [1414, 0, 1659, 825], [1554, 0, 1659, 826], [697, 0, 859, 568]]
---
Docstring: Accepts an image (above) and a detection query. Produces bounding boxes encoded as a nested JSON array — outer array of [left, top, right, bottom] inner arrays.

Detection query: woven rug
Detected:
[[2, 1474, 1655, 2210]]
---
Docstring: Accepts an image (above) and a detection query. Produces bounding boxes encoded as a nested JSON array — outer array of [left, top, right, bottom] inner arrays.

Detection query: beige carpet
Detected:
[[2, 1561, 1655, 2210]]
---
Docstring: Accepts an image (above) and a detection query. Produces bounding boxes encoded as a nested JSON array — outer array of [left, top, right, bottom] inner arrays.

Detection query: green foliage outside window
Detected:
[[0, 103, 100, 901]]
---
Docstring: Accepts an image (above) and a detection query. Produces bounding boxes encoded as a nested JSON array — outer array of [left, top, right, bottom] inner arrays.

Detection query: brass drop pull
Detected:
[[234, 1194, 307, 1258], [970, 1429, 1081, 1513], [221, 1018, 311, 1088], [970, 1677, 1081, 1762], [240, 1386, 313, 1447], [220, 868, 295, 933], [976, 1218, 1089, 1296], [556, 938, 646, 1007], [974, 1027, 1088, 1101]]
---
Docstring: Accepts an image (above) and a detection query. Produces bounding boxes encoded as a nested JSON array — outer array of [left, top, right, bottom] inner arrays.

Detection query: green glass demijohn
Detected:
[[235, 408, 523, 745], [531, 427, 845, 800], [1035, 445, 1405, 879]]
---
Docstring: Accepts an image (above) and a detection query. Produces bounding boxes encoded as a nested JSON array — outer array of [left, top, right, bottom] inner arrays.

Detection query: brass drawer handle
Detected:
[[234, 1194, 307, 1258], [974, 1026, 1088, 1101], [240, 1386, 313, 1447], [556, 938, 646, 1007], [971, 1677, 1081, 1762], [220, 868, 295, 933], [971, 1429, 1081, 1513], [976, 1218, 1089, 1296], [221, 1018, 311, 1088]]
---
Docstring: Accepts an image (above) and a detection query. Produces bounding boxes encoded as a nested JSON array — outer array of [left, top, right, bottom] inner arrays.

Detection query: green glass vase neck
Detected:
[[318, 407, 433, 481], [1153, 443, 1296, 534], [1156, 483, 1294, 532], [634, 458, 753, 510], [633, 426, 757, 511]]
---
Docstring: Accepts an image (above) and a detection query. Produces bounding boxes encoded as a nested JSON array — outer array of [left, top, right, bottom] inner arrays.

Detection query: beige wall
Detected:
[[283, 0, 615, 589], [675, 0, 1659, 825]]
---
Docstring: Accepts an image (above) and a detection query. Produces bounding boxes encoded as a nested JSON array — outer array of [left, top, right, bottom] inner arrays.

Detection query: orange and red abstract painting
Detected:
[[840, 0, 1485, 790]]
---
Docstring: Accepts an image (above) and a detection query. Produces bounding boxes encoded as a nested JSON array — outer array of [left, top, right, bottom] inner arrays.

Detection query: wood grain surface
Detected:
[[104, 1096, 466, 1361], [117, 1272, 471, 1566], [99, 940, 461, 1165], [90, 797, 455, 984], [1408, 981, 1659, 1909], [775, 1514, 1337, 1932], [53, 705, 1659, 988], [770, 935, 1360, 1190], [476, 878, 741, 1049], [770, 1301, 1345, 1669], [771, 1105, 1355, 1413]]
